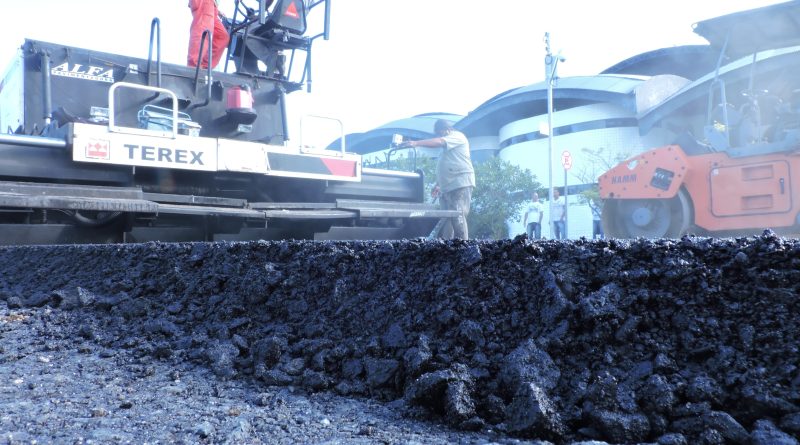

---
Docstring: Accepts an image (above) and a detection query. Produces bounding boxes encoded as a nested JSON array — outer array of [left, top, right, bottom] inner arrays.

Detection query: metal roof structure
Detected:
[[455, 75, 645, 137], [638, 46, 800, 133], [693, 0, 800, 59], [601, 45, 718, 80]]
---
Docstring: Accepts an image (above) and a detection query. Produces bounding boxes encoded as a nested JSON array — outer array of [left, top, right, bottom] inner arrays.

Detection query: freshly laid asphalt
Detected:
[[0, 233, 798, 444]]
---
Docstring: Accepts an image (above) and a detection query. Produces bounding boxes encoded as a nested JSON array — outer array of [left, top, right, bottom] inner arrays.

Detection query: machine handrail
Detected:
[[386, 146, 418, 172], [221, 0, 329, 90], [191, 29, 214, 109], [300, 115, 345, 153], [108, 82, 179, 139], [146, 18, 162, 87]]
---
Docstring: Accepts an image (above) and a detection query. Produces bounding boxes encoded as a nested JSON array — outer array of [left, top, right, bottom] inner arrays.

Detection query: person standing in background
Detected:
[[590, 198, 604, 239], [551, 188, 566, 239], [523, 191, 543, 239]]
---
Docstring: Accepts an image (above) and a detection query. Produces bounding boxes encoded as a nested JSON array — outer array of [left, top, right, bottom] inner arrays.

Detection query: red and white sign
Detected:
[[561, 150, 573, 170], [285, 1, 299, 18], [86, 139, 110, 160]]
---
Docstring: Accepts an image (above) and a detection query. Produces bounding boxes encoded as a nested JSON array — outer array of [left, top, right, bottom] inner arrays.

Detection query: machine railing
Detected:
[[191, 29, 214, 109], [222, 0, 330, 92], [108, 82, 179, 139], [300, 115, 345, 153], [385, 146, 418, 172], [146, 18, 162, 88]]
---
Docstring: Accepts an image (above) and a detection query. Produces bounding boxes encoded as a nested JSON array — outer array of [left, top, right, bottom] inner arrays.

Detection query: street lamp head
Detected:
[[545, 53, 566, 64]]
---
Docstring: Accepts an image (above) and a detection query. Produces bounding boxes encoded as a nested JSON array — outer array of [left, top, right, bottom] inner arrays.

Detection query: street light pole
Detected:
[[544, 33, 564, 239]]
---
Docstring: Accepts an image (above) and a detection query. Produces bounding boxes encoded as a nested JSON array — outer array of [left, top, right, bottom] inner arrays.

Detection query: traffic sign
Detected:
[[561, 150, 573, 170]]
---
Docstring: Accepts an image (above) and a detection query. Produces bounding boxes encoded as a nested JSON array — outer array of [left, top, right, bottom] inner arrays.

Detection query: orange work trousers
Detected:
[[187, 0, 230, 69]]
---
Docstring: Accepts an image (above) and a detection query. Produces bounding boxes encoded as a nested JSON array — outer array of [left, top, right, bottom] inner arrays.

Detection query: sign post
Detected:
[[561, 150, 572, 239]]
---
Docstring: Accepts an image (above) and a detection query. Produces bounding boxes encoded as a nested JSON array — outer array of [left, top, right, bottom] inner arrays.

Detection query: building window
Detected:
[[498, 117, 638, 150]]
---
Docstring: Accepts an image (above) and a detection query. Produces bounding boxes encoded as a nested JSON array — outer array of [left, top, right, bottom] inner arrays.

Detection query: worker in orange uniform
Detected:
[[188, 0, 230, 69]]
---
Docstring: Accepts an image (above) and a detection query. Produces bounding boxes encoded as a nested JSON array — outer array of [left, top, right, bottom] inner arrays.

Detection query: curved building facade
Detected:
[[457, 74, 687, 238], [330, 3, 800, 240]]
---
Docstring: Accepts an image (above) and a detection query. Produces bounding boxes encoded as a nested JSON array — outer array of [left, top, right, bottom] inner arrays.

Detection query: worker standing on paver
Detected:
[[400, 119, 476, 239], [188, 0, 230, 69]]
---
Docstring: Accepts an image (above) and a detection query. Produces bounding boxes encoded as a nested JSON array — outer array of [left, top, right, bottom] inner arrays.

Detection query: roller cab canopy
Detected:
[[692, 0, 800, 59]]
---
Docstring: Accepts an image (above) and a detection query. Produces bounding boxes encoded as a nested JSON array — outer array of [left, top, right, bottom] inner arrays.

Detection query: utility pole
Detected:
[[544, 33, 565, 239]]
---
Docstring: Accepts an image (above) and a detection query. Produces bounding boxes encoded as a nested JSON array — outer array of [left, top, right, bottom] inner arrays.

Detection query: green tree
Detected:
[[468, 157, 540, 239], [575, 146, 630, 206]]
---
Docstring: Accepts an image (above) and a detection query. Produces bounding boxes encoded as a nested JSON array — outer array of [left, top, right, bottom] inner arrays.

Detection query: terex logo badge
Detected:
[[124, 144, 205, 166], [51, 62, 115, 83], [85, 139, 110, 160]]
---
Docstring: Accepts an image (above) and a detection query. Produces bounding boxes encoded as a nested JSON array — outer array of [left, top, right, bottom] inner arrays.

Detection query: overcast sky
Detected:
[[0, 0, 788, 147]]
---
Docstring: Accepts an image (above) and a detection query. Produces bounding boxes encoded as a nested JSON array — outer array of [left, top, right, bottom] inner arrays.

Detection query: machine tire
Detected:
[[603, 189, 692, 239]]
